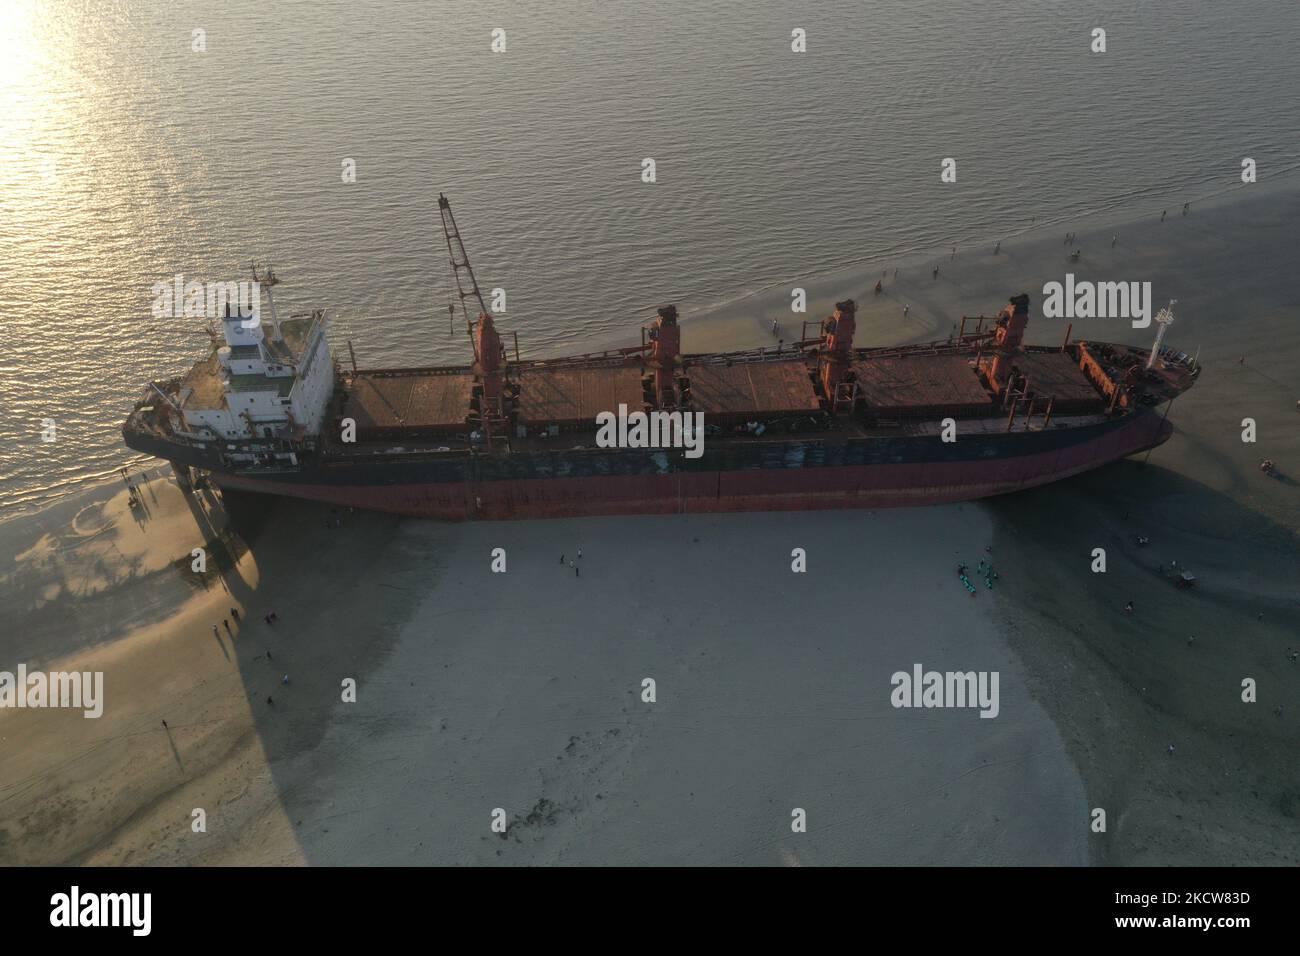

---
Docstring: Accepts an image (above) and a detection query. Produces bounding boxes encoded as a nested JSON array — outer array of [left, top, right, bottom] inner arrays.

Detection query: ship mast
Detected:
[[1147, 300, 1176, 369], [250, 261, 284, 342]]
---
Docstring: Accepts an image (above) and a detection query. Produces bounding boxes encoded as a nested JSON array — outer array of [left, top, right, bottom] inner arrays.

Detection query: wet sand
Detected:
[[0, 479, 1085, 865], [2, 181, 1297, 865]]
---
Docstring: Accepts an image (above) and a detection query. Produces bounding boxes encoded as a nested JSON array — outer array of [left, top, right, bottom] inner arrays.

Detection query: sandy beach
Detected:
[[2, 181, 1296, 866]]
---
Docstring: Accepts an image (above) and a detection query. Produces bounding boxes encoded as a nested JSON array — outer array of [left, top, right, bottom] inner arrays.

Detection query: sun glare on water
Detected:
[[0, 0, 66, 197]]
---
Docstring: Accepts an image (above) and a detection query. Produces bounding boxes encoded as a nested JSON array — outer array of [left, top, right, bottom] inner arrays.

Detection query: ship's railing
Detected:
[[343, 329, 1009, 383], [346, 364, 474, 379]]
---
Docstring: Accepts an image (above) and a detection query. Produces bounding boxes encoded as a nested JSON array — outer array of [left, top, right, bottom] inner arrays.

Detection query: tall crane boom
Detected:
[[438, 193, 489, 347]]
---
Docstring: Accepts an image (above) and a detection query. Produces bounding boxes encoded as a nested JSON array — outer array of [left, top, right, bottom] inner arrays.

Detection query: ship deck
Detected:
[[514, 365, 646, 425], [315, 409, 1121, 465], [685, 359, 823, 421], [850, 354, 993, 416], [308, 335, 1202, 456], [342, 369, 473, 431], [1000, 350, 1107, 408], [180, 354, 227, 410]]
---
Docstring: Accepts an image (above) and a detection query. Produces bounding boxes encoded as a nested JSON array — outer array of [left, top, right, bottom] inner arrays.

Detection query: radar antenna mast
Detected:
[[1147, 300, 1176, 369]]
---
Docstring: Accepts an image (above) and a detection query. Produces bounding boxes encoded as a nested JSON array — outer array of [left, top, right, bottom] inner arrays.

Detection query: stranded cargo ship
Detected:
[[122, 195, 1198, 521]]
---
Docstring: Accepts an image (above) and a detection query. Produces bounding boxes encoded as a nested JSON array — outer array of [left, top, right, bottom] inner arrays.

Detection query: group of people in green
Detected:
[[957, 552, 998, 594]]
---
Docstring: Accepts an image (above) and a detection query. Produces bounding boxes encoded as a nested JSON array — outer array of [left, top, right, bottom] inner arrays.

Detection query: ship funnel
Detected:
[[989, 294, 1030, 392]]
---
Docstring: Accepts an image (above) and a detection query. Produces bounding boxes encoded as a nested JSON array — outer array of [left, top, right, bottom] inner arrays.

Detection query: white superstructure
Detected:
[[176, 269, 335, 441]]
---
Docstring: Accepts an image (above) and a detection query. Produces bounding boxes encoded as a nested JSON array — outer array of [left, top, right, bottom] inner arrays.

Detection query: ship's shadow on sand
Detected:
[[200, 488, 423, 857], [982, 459, 1300, 865], [204, 455, 1299, 864], [986, 459, 1298, 616]]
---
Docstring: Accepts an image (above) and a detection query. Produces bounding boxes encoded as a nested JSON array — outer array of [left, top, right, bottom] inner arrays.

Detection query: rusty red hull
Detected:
[[211, 409, 1173, 521]]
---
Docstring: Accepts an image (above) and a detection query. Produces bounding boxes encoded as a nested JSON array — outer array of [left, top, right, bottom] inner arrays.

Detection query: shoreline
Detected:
[[590, 171, 1300, 356], [6, 171, 1300, 523]]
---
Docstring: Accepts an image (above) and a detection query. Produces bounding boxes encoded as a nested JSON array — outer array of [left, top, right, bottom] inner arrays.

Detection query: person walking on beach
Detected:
[[771, 318, 779, 336], [559, 553, 565, 564], [223, 619, 231, 634], [231, 607, 240, 623], [161, 720, 168, 729], [281, 674, 290, 685], [1111, 234, 1118, 247], [994, 240, 1000, 254], [1161, 210, 1167, 221], [903, 304, 910, 318], [575, 565, 580, 578], [1183, 202, 1190, 215], [212, 624, 219, 639], [577, 548, 582, 560], [932, 266, 939, 280]]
